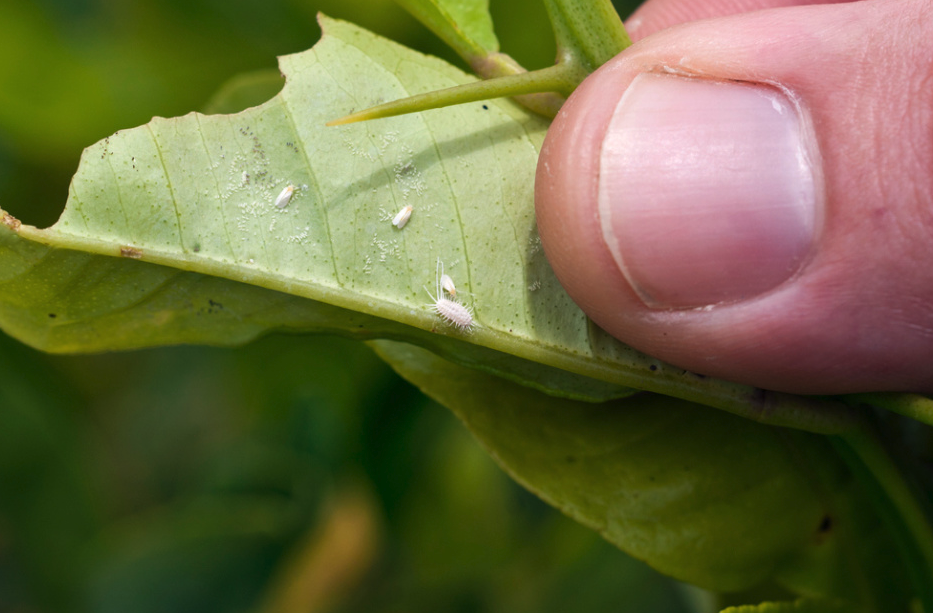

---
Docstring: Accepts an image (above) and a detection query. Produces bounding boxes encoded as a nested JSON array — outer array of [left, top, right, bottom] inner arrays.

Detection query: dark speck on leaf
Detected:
[[649, 364, 657, 371], [819, 515, 832, 533], [48, 313, 56, 318], [482, 104, 488, 110]]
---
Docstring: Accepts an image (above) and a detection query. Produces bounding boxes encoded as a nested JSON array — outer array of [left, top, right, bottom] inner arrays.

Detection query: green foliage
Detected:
[[0, 330, 692, 613], [1, 0, 933, 611], [392, 0, 500, 61], [719, 598, 855, 613], [328, 0, 631, 124], [0, 15, 633, 404], [0, 13, 868, 431], [0, 14, 864, 427], [371, 340, 915, 607], [0, 2, 693, 611]]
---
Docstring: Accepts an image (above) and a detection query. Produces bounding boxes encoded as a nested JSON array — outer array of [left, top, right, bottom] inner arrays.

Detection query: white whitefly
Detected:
[[392, 204, 413, 229], [440, 273, 456, 296], [275, 184, 296, 209]]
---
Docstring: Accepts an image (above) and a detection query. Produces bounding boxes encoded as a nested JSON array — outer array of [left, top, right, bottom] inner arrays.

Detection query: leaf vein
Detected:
[[281, 59, 341, 285], [194, 114, 237, 260], [144, 124, 186, 249]]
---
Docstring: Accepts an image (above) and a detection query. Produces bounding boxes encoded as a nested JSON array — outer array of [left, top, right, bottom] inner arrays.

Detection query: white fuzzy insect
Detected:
[[425, 260, 472, 331], [275, 184, 296, 209], [440, 273, 456, 297], [392, 204, 413, 229]]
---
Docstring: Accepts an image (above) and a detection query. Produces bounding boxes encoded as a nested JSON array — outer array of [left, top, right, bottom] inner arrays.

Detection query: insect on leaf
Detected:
[[0, 15, 868, 426]]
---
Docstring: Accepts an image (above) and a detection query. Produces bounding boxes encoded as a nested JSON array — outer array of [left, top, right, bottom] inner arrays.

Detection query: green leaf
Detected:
[[392, 0, 499, 62], [719, 598, 856, 612], [3, 10, 932, 605], [0, 221, 633, 402], [332, 0, 633, 125], [0, 16, 585, 401], [369, 339, 913, 604], [0, 16, 861, 426], [334, 0, 569, 124]]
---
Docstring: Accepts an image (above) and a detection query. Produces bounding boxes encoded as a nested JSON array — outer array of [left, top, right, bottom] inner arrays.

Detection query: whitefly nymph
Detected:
[[425, 259, 473, 331]]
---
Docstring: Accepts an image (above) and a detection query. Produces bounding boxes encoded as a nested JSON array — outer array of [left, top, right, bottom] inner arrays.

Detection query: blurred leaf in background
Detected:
[[0, 0, 695, 611]]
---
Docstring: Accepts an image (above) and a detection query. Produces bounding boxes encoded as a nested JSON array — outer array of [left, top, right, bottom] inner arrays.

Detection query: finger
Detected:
[[535, 0, 933, 394], [626, 0, 856, 40]]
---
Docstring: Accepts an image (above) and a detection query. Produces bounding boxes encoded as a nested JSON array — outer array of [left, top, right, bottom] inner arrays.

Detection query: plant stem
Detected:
[[326, 63, 576, 125], [333, 0, 634, 125], [844, 393, 933, 428], [542, 0, 632, 73]]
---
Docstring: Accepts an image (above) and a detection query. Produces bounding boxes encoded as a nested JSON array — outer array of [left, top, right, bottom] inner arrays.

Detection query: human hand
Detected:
[[535, 0, 933, 394]]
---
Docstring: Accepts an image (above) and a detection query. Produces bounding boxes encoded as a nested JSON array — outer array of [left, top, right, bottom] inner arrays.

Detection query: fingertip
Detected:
[[535, 1, 933, 394], [535, 60, 642, 323]]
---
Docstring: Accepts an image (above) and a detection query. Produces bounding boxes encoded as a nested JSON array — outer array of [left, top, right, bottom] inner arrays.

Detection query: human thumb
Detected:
[[535, 0, 933, 394]]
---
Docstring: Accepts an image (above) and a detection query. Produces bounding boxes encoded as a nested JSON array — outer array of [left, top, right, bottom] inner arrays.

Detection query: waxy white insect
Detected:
[[275, 184, 296, 209], [392, 204, 413, 229], [440, 273, 456, 297], [425, 260, 472, 331]]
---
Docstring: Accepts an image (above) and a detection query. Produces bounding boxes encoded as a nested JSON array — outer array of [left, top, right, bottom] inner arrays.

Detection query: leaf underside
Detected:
[[0, 15, 863, 426], [371, 339, 907, 602]]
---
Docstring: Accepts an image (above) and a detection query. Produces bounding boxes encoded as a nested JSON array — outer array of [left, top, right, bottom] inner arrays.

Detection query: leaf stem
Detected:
[[843, 393, 933, 427], [332, 0, 633, 124], [542, 0, 632, 73], [468, 52, 567, 117], [326, 63, 576, 126]]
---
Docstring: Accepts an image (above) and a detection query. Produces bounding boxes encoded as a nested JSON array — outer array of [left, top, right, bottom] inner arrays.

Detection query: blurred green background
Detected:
[[0, 1, 697, 611]]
